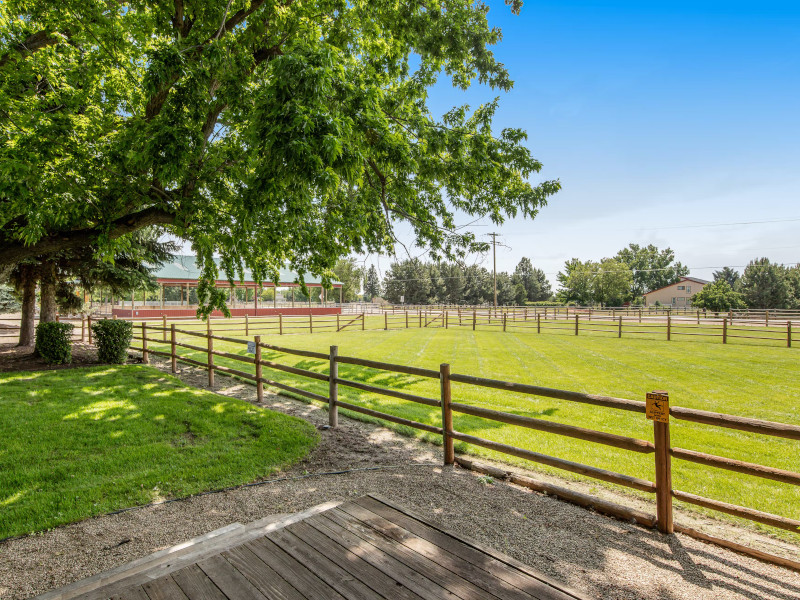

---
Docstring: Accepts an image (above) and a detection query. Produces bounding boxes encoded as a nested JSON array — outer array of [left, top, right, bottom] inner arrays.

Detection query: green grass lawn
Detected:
[[143, 321, 800, 539], [0, 366, 317, 539]]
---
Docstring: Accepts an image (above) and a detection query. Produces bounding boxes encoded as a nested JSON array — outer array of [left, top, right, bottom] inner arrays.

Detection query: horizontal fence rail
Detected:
[[124, 323, 800, 572]]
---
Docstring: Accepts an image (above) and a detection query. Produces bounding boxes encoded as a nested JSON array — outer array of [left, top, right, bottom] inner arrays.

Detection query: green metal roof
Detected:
[[154, 256, 341, 286]]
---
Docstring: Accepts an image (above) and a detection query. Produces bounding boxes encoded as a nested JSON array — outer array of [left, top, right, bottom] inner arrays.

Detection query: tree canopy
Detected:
[[615, 243, 688, 297], [690, 280, 745, 313], [0, 0, 558, 315]]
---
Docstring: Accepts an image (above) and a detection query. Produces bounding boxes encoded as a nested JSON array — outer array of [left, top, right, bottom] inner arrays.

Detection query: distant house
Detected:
[[643, 276, 710, 307]]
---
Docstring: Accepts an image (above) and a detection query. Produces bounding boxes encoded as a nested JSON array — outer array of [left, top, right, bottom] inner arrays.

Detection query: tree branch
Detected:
[[0, 30, 61, 68], [0, 207, 176, 267]]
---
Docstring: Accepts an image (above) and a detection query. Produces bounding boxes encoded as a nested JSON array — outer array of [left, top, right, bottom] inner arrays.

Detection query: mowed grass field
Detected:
[[140, 318, 800, 538], [0, 366, 317, 539]]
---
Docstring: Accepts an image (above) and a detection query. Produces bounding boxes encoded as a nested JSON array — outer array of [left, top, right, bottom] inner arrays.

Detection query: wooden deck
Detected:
[[45, 495, 588, 600]]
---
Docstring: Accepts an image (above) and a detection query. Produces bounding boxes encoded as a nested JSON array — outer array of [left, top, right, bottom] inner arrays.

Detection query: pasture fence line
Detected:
[[3, 306, 799, 349], [128, 326, 800, 572]]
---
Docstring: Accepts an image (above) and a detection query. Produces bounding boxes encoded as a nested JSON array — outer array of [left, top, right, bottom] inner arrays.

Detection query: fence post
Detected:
[[309, 312, 313, 334], [329, 345, 338, 428], [406, 310, 409, 328], [574, 314, 579, 335], [440, 363, 454, 465], [207, 320, 214, 388], [141, 322, 149, 364], [639, 308, 642, 323], [618, 315, 622, 338], [245, 314, 249, 337], [279, 313, 283, 335], [503, 312, 507, 332], [537, 312, 541, 333], [81, 315, 86, 342], [766, 310, 770, 327], [385, 312, 389, 330], [162, 315, 168, 342], [362, 312, 366, 330], [473, 309, 476, 331], [788, 321, 792, 348], [652, 392, 674, 534], [723, 317, 728, 344], [87, 315, 93, 344], [445, 310, 449, 329], [336, 313, 340, 331], [667, 315, 671, 341], [255, 335, 263, 403], [170, 324, 177, 373]]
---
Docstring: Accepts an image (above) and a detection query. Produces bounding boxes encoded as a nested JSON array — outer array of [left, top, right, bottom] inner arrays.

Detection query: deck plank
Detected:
[[222, 546, 306, 600], [350, 497, 575, 600], [360, 495, 586, 600], [63, 496, 589, 600], [170, 565, 228, 600], [340, 501, 542, 600], [246, 536, 348, 600], [141, 576, 190, 600], [305, 514, 461, 600], [321, 509, 497, 600], [109, 587, 150, 600], [266, 527, 381, 599], [286, 521, 425, 600], [196, 555, 267, 600]]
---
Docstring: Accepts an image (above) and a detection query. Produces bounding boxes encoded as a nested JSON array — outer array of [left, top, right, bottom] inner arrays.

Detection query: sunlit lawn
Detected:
[[143, 317, 800, 539], [0, 366, 317, 539]]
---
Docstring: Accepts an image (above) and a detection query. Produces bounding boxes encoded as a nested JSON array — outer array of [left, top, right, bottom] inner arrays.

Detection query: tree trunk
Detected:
[[39, 261, 57, 323], [17, 265, 37, 346]]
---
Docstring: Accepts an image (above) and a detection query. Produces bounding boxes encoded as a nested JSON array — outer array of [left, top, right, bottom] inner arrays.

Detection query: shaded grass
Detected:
[[0, 366, 317, 539], [145, 322, 800, 541]]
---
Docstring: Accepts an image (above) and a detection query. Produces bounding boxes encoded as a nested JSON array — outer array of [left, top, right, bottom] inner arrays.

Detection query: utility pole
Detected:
[[489, 232, 499, 309]]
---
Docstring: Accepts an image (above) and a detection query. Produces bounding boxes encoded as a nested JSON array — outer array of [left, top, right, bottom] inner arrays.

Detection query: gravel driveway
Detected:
[[2, 360, 799, 600]]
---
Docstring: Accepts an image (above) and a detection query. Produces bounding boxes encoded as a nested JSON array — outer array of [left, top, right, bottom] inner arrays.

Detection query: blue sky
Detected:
[[371, 1, 800, 285]]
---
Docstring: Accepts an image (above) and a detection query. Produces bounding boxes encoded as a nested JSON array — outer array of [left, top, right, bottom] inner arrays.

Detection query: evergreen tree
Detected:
[[513, 257, 552, 301], [739, 258, 789, 309], [713, 266, 740, 288], [364, 266, 381, 301]]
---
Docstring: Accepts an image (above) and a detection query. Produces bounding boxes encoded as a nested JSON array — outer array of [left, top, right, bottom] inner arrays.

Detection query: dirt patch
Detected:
[[1, 358, 799, 600], [0, 343, 108, 372]]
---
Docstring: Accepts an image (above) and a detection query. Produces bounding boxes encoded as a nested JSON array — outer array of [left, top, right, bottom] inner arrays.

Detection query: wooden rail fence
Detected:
[[5, 306, 798, 350], [129, 325, 800, 572]]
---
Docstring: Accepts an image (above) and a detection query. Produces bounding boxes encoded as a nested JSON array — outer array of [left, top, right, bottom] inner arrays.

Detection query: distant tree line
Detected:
[[693, 259, 800, 311], [556, 244, 689, 306], [375, 257, 552, 305]]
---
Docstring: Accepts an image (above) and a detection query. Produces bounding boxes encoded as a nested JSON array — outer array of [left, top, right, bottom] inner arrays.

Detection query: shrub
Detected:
[[35, 322, 73, 364], [92, 319, 133, 364]]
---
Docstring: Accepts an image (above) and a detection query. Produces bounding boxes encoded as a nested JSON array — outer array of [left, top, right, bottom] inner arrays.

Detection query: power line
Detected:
[[616, 216, 800, 232]]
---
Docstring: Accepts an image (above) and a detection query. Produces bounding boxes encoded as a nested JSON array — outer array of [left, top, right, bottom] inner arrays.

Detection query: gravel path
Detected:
[[2, 360, 799, 600]]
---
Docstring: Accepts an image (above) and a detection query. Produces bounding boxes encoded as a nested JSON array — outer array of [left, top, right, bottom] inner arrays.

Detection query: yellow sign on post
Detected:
[[646, 391, 670, 423]]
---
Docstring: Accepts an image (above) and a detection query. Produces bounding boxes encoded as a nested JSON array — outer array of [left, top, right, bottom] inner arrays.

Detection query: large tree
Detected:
[[556, 258, 594, 305], [512, 257, 551, 301], [691, 281, 746, 313], [7, 229, 176, 345], [0, 0, 559, 315], [382, 259, 429, 304], [615, 244, 688, 297], [332, 258, 364, 302], [713, 266, 740, 289], [363, 265, 381, 301], [739, 258, 789, 309], [591, 258, 633, 307]]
